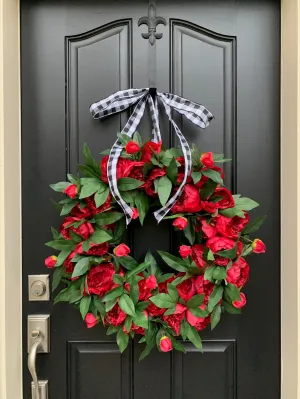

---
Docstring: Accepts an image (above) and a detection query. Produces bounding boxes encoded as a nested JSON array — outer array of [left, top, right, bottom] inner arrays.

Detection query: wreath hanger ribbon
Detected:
[[89, 88, 214, 225]]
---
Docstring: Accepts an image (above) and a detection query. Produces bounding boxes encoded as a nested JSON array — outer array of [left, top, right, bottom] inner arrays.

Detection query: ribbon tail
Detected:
[[147, 95, 162, 143]]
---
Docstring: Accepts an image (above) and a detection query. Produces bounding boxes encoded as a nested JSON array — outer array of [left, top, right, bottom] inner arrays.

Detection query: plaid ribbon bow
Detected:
[[89, 88, 214, 225]]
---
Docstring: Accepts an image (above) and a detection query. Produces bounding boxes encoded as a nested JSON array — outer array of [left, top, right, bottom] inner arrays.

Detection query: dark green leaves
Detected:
[[50, 182, 70, 192], [95, 212, 124, 226], [116, 329, 129, 353], [211, 304, 221, 330], [45, 239, 76, 251], [223, 300, 242, 314], [134, 191, 149, 225], [150, 293, 176, 309], [216, 245, 238, 259], [52, 267, 64, 292], [208, 285, 224, 312], [126, 262, 150, 279], [225, 283, 241, 302], [80, 296, 91, 319], [157, 251, 188, 272], [234, 196, 259, 212], [72, 257, 91, 278], [187, 294, 204, 308], [94, 187, 109, 208], [157, 176, 172, 206], [102, 286, 124, 302], [242, 215, 266, 234], [118, 178, 144, 191], [202, 169, 223, 184], [119, 294, 136, 316], [90, 229, 112, 244], [185, 323, 203, 351], [166, 157, 178, 184], [212, 266, 227, 280]]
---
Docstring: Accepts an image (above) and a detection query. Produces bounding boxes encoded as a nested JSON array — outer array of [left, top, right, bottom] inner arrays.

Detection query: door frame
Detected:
[[0, 0, 297, 397]]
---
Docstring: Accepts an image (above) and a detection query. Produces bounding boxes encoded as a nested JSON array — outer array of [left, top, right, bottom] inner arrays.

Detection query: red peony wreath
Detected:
[[45, 134, 266, 359]]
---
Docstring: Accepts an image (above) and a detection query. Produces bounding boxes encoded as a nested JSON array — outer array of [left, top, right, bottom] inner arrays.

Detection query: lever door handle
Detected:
[[28, 330, 43, 399]]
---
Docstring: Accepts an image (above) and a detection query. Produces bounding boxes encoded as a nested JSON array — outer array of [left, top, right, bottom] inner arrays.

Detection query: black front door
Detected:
[[21, 0, 280, 398]]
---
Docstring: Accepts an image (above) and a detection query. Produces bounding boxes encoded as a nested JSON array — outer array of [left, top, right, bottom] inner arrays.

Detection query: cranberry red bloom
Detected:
[[141, 140, 162, 163], [60, 216, 94, 240], [200, 152, 214, 167], [206, 236, 235, 253], [132, 208, 139, 219], [160, 336, 173, 352], [171, 184, 202, 213], [179, 245, 192, 258], [85, 313, 98, 328], [76, 241, 109, 256], [86, 263, 116, 297], [227, 258, 250, 288], [114, 243, 130, 257], [125, 140, 140, 154], [106, 304, 127, 327], [173, 217, 188, 230], [45, 255, 57, 268], [252, 239, 266, 253], [232, 292, 247, 308], [63, 184, 77, 198]]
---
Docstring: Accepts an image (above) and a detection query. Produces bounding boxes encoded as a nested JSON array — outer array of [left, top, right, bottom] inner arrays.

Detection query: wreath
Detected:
[[45, 137, 265, 358]]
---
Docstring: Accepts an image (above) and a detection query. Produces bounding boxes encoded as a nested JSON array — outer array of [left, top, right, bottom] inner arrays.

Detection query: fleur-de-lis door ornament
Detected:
[[138, 3, 167, 45]]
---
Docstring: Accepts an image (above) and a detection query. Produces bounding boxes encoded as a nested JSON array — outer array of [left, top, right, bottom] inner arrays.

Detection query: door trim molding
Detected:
[[0, 0, 297, 397]]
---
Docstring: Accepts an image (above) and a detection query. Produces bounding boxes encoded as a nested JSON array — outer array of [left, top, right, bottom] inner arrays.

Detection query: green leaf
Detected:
[[139, 326, 156, 360], [213, 153, 232, 163], [189, 307, 209, 318], [171, 275, 188, 286], [150, 293, 176, 309], [130, 281, 140, 305], [60, 200, 79, 216], [72, 257, 91, 278], [116, 329, 129, 353], [102, 286, 124, 302], [225, 283, 241, 302], [157, 251, 188, 272], [187, 294, 204, 308], [223, 300, 242, 314], [219, 207, 245, 218], [94, 187, 109, 208], [180, 319, 189, 340], [208, 285, 224, 312], [105, 299, 117, 312], [124, 316, 133, 332], [55, 250, 71, 267], [106, 325, 119, 335], [161, 150, 174, 167], [211, 304, 221, 330], [136, 301, 150, 311], [113, 274, 125, 285], [167, 334, 186, 353], [95, 212, 124, 226], [157, 176, 172, 206], [118, 178, 144, 191], [204, 266, 216, 282], [212, 266, 227, 280], [200, 180, 218, 200], [145, 251, 158, 275], [80, 296, 91, 319], [216, 245, 238, 259], [78, 164, 100, 178], [50, 182, 70, 192], [51, 226, 60, 239], [93, 297, 106, 315], [118, 256, 138, 270], [242, 215, 266, 234], [83, 143, 100, 173], [79, 182, 101, 199], [166, 157, 178, 185], [134, 191, 149, 225], [186, 324, 203, 351], [133, 311, 149, 329], [54, 284, 81, 304], [45, 239, 76, 251], [112, 218, 126, 244], [204, 249, 214, 262], [82, 240, 91, 253], [167, 283, 179, 302], [119, 294, 136, 316], [90, 229, 112, 244], [164, 306, 176, 315], [191, 172, 202, 184], [52, 267, 64, 292], [241, 245, 252, 257], [191, 143, 201, 168], [234, 197, 259, 211], [183, 220, 195, 245], [202, 169, 223, 184], [133, 131, 143, 146], [126, 262, 151, 279]]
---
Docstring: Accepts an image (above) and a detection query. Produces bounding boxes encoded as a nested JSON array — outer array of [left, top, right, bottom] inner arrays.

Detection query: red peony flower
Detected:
[[226, 257, 250, 288], [75, 241, 109, 256], [160, 336, 173, 352], [186, 305, 210, 331], [163, 312, 184, 335], [106, 303, 127, 327], [86, 263, 116, 297], [64, 184, 77, 198], [252, 239, 266, 253], [85, 313, 98, 328], [206, 236, 235, 253], [132, 208, 139, 219], [138, 275, 157, 300], [171, 184, 202, 213], [63, 251, 76, 274], [232, 292, 246, 308], [215, 215, 239, 240], [193, 275, 214, 303], [141, 140, 162, 163], [45, 255, 57, 268], [191, 244, 206, 268], [179, 245, 192, 258], [85, 193, 112, 216], [123, 161, 145, 182], [177, 278, 195, 302], [200, 152, 214, 167], [201, 200, 218, 214], [100, 156, 130, 183], [214, 187, 235, 209], [125, 140, 140, 154], [147, 276, 176, 316], [143, 168, 166, 197], [60, 217, 94, 240], [232, 212, 249, 231], [114, 243, 130, 257], [201, 220, 217, 239], [173, 217, 188, 230]]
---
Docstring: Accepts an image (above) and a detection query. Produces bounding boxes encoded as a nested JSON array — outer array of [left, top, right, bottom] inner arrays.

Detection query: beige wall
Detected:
[[0, 0, 299, 397]]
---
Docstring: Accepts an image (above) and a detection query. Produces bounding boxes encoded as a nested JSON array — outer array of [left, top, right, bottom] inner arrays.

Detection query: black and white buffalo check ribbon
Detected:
[[90, 88, 214, 225]]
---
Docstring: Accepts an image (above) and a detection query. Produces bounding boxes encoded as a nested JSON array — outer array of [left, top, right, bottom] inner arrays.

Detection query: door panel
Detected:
[[21, 0, 280, 398]]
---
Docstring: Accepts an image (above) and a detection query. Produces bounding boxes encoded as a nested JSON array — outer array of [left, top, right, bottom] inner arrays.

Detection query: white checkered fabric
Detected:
[[90, 88, 213, 225]]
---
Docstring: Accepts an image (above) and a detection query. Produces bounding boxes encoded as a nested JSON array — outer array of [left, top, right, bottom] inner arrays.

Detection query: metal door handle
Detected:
[[28, 330, 43, 399]]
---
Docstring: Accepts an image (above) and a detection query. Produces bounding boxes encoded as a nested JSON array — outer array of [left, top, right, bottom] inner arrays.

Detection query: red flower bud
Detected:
[[172, 217, 188, 230], [132, 208, 139, 220], [179, 245, 192, 258], [252, 239, 266, 253], [45, 255, 57, 268], [159, 336, 173, 352], [63, 184, 77, 198], [114, 243, 130, 257], [85, 313, 98, 328], [125, 140, 140, 154], [232, 292, 247, 308], [200, 152, 214, 167]]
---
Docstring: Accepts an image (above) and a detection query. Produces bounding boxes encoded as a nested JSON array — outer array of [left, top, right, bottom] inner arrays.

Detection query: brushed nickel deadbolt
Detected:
[[28, 275, 50, 301]]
